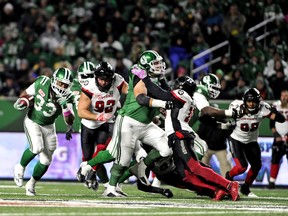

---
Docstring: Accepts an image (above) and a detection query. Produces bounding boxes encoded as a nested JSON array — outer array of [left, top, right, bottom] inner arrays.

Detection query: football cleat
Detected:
[[85, 170, 99, 191], [225, 171, 233, 181], [227, 181, 240, 201], [116, 183, 128, 197], [268, 182, 275, 189], [76, 167, 85, 182], [213, 189, 229, 201], [14, 163, 25, 187], [137, 159, 150, 186], [162, 189, 173, 198], [105, 185, 125, 197], [240, 183, 258, 198], [151, 177, 162, 188], [25, 180, 36, 196]]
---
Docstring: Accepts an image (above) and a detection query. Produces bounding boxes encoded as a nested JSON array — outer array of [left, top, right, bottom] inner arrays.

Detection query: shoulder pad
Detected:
[[195, 85, 209, 98]]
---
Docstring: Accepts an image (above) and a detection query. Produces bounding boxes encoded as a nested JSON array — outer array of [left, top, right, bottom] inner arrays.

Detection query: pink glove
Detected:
[[96, 113, 112, 121], [131, 65, 147, 79]]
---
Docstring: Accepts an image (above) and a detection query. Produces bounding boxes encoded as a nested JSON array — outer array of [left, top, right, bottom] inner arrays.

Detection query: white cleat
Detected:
[[25, 180, 36, 196], [116, 183, 128, 197], [80, 162, 92, 176], [105, 185, 124, 197], [14, 163, 25, 187], [247, 192, 259, 198], [151, 177, 162, 188]]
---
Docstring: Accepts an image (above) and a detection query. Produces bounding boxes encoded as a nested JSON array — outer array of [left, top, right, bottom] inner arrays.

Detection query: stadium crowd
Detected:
[[0, 0, 288, 98]]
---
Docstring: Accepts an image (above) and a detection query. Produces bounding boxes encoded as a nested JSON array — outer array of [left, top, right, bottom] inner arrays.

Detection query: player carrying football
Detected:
[[13, 67, 76, 196]]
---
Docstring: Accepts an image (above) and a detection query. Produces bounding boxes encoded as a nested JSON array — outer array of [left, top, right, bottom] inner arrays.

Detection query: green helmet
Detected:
[[200, 74, 221, 99], [51, 67, 73, 97], [77, 61, 96, 85], [138, 50, 166, 76]]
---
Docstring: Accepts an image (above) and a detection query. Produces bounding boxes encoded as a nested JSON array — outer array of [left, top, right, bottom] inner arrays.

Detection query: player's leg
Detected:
[[269, 140, 285, 189], [215, 149, 232, 177], [226, 138, 248, 180], [26, 124, 57, 196], [14, 117, 43, 187], [194, 134, 208, 160], [240, 142, 261, 197], [201, 149, 213, 167], [106, 116, 137, 197]]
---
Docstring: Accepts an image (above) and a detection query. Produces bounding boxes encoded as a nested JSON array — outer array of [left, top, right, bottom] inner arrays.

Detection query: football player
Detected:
[[269, 90, 288, 189], [77, 61, 128, 191], [225, 88, 285, 197], [128, 76, 239, 201], [13, 67, 75, 196]]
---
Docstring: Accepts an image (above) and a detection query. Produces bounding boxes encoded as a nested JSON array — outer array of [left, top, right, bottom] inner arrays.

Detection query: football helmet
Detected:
[[243, 88, 261, 113], [200, 74, 221, 99], [173, 76, 196, 97], [51, 67, 73, 97], [94, 61, 115, 92], [77, 61, 96, 85], [138, 50, 166, 76]]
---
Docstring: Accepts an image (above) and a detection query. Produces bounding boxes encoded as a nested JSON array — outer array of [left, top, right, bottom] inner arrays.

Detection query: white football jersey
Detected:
[[81, 74, 125, 129], [165, 89, 196, 136], [193, 91, 210, 111], [229, 100, 272, 144], [272, 100, 288, 136]]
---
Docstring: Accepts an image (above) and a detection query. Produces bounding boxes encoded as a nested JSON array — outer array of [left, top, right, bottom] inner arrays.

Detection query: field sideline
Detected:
[[0, 180, 288, 216]]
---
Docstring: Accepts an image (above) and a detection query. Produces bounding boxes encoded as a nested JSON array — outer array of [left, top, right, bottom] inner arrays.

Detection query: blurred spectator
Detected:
[[0, 73, 20, 97], [0, 2, 19, 25], [228, 76, 249, 99], [39, 20, 62, 52], [264, 52, 288, 77], [62, 30, 85, 62], [264, 0, 284, 20], [252, 76, 274, 100], [242, 53, 265, 81], [269, 68, 288, 99], [206, 24, 227, 59]]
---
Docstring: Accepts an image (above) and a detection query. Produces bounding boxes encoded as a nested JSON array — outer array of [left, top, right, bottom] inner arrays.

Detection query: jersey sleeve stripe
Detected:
[[117, 81, 124, 92], [81, 87, 93, 99], [171, 91, 186, 104]]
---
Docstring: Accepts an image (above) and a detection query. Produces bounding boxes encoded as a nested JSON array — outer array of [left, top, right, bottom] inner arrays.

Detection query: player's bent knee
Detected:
[[159, 147, 173, 157], [31, 147, 44, 154], [39, 156, 52, 166]]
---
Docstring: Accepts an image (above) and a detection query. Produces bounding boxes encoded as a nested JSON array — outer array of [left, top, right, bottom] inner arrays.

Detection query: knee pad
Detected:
[[39, 154, 52, 166], [31, 146, 44, 155]]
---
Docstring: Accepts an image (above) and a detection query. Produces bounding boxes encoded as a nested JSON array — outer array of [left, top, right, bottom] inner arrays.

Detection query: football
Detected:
[[19, 95, 34, 109]]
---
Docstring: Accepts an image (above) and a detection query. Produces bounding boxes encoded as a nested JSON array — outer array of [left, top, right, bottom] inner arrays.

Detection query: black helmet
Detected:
[[243, 88, 261, 113], [174, 76, 196, 97], [94, 61, 115, 92]]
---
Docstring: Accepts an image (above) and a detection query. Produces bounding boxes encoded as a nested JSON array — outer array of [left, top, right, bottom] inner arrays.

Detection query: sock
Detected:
[[270, 164, 280, 179], [20, 148, 37, 167], [118, 160, 136, 183], [109, 164, 127, 186], [88, 150, 114, 167], [32, 161, 49, 181], [96, 164, 109, 183], [143, 149, 161, 167]]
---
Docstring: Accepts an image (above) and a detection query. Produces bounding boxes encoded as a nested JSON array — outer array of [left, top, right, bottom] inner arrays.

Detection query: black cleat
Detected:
[[268, 182, 275, 189], [76, 167, 85, 182], [162, 189, 173, 198], [225, 171, 233, 181], [85, 170, 99, 191], [240, 183, 251, 196]]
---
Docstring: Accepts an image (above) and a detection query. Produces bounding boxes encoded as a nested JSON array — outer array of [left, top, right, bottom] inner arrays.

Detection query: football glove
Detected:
[[13, 98, 27, 111], [165, 101, 174, 109], [131, 65, 147, 79], [95, 113, 112, 121], [57, 97, 68, 109], [65, 125, 74, 141]]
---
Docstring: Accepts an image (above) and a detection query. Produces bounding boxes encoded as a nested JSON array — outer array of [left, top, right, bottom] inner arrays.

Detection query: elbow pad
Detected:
[[136, 93, 150, 106], [275, 112, 286, 123]]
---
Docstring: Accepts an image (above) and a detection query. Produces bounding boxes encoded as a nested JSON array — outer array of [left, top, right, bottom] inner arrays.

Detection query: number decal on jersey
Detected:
[[240, 122, 259, 132], [34, 95, 57, 117], [94, 100, 115, 113], [184, 106, 194, 122]]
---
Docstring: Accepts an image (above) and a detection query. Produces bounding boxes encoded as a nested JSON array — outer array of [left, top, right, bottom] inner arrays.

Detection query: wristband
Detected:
[[62, 107, 72, 117], [151, 99, 166, 108], [224, 109, 233, 117]]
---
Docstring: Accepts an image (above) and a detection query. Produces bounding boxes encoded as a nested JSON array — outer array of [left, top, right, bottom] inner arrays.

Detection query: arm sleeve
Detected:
[[269, 119, 276, 129], [170, 106, 182, 131], [142, 76, 174, 101]]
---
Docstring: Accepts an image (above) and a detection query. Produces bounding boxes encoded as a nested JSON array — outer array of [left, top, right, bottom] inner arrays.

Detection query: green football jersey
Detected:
[[118, 74, 159, 124], [27, 76, 75, 126]]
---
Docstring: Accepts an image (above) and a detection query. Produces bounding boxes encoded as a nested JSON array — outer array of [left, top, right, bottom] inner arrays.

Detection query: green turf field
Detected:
[[0, 180, 287, 216]]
